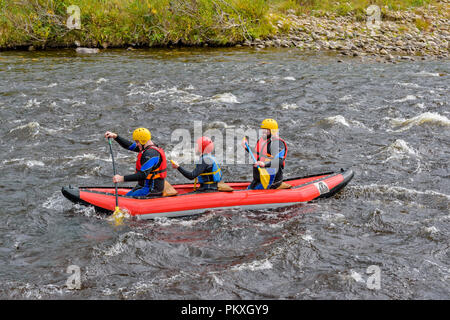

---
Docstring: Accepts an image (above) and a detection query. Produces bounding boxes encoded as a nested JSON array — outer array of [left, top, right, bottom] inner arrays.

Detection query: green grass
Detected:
[[270, 0, 436, 16], [0, 0, 443, 49], [0, 0, 273, 48], [414, 17, 431, 31]]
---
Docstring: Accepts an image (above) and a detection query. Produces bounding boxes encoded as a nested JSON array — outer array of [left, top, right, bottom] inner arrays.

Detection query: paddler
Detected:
[[171, 136, 222, 191], [242, 118, 288, 190], [104, 128, 167, 197]]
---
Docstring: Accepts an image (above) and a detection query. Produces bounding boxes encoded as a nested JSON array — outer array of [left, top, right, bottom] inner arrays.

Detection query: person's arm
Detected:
[[124, 149, 161, 182], [115, 135, 140, 152], [264, 140, 287, 168], [105, 131, 139, 152], [177, 162, 209, 180], [242, 140, 256, 154]]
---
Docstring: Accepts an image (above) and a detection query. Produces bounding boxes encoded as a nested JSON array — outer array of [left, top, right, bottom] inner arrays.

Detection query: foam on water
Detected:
[[178, 92, 203, 104], [44, 192, 100, 218], [415, 103, 425, 109], [231, 259, 273, 271], [25, 160, 45, 167], [339, 94, 353, 101], [42, 192, 68, 211], [414, 71, 442, 77], [211, 93, 240, 104], [96, 231, 145, 257], [344, 184, 450, 203], [382, 139, 420, 162], [126, 82, 154, 96], [350, 270, 365, 283], [5, 282, 66, 299], [24, 99, 41, 109], [103, 241, 127, 257], [9, 121, 40, 136], [320, 115, 372, 131], [324, 115, 350, 127], [397, 82, 420, 88], [127, 84, 204, 104], [393, 95, 417, 103], [388, 112, 450, 132], [281, 103, 299, 110], [96, 78, 108, 84], [301, 231, 315, 243], [320, 213, 346, 223], [423, 226, 439, 234]]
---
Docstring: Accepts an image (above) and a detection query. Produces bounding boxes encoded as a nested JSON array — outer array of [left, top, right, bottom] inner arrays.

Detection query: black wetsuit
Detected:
[[177, 155, 219, 191], [246, 135, 287, 190], [114, 135, 164, 196]]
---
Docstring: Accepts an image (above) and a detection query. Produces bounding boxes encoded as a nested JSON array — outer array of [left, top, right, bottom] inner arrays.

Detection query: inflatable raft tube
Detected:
[[61, 168, 354, 219]]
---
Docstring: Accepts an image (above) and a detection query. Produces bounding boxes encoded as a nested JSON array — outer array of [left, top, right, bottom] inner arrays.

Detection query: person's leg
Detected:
[[247, 180, 264, 190], [126, 186, 150, 197], [198, 183, 218, 192], [269, 180, 282, 189]]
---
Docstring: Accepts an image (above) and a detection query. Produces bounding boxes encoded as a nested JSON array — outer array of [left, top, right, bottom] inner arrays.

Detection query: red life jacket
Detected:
[[136, 145, 167, 180], [254, 136, 288, 167]]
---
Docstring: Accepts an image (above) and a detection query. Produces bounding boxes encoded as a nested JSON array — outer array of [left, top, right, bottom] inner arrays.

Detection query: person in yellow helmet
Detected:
[[242, 119, 288, 190], [104, 128, 167, 197]]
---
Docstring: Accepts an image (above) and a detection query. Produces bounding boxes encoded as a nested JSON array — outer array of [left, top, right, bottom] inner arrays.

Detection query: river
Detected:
[[0, 48, 448, 299]]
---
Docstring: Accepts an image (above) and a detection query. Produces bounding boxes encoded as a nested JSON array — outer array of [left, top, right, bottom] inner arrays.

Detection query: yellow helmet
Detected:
[[260, 118, 278, 130], [132, 128, 151, 145]]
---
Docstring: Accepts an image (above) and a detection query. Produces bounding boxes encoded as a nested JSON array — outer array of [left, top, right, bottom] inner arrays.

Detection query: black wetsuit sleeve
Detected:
[[177, 162, 209, 180], [115, 135, 139, 152], [123, 148, 161, 182], [124, 171, 146, 182]]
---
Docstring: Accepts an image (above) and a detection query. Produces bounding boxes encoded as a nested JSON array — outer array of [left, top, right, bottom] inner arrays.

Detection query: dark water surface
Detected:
[[0, 48, 448, 299]]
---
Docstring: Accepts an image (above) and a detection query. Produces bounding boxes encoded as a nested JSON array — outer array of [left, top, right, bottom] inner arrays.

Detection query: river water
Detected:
[[0, 48, 448, 300]]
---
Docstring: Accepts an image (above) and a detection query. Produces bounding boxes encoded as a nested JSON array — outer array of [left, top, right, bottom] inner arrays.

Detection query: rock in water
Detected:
[[76, 47, 100, 54]]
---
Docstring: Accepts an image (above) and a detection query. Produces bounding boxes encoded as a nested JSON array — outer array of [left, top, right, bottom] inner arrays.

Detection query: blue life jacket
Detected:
[[197, 154, 222, 184]]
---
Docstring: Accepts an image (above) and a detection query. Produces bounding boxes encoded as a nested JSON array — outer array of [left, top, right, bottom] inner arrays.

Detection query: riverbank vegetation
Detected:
[[0, 0, 446, 49], [273, 0, 438, 16]]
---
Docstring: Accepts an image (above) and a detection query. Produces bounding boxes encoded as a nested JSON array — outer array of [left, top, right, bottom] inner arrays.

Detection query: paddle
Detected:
[[108, 138, 125, 224], [243, 137, 271, 189]]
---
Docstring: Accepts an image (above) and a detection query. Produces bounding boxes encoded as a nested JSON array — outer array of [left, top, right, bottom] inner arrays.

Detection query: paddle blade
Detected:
[[109, 206, 126, 226], [258, 167, 271, 189]]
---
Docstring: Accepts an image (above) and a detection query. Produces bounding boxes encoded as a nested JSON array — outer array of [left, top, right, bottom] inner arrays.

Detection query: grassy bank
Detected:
[[0, 0, 273, 49], [272, 0, 438, 16], [0, 0, 445, 49]]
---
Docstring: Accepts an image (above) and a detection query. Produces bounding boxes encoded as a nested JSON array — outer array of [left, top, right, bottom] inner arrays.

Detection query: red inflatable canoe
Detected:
[[61, 168, 354, 219]]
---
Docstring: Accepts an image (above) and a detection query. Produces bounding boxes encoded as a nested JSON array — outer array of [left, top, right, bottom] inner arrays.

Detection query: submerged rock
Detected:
[[76, 47, 100, 54]]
